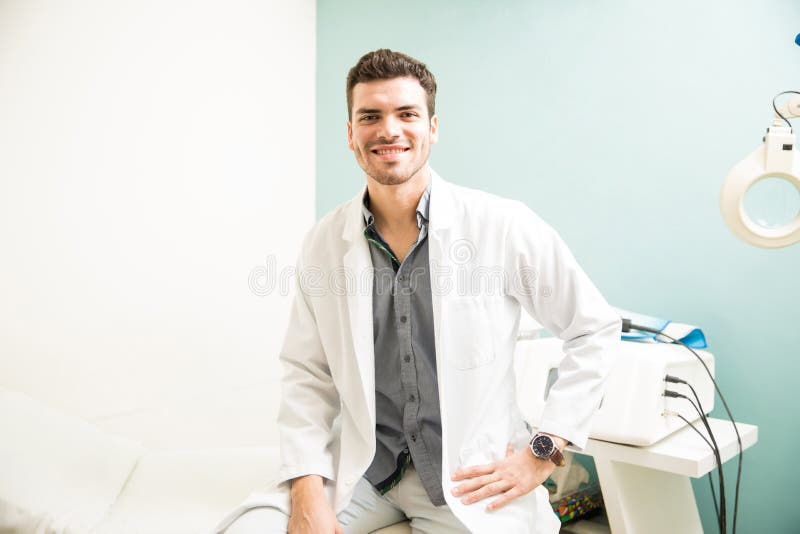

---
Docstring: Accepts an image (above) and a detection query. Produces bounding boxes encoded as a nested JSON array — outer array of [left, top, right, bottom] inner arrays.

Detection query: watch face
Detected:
[[531, 435, 555, 458]]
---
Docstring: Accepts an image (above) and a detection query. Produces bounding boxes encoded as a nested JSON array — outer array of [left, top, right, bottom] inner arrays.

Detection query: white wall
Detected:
[[0, 0, 315, 448]]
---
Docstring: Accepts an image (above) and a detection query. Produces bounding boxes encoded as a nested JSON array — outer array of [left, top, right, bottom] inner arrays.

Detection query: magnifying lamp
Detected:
[[720, 92, 800, 248]]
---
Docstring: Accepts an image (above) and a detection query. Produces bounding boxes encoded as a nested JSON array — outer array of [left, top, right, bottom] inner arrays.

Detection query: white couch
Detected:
[[0, 384, 411, 534], [2, 316, 559, 534], [1, 319, 552, 534]]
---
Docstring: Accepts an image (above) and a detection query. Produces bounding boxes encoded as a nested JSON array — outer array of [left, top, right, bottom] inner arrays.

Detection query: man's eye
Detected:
[[360, 115, 378, 121], [401, 112, 418, 118]]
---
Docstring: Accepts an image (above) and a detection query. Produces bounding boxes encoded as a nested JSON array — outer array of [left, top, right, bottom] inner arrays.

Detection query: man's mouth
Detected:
[[371, 145, 410, 156]]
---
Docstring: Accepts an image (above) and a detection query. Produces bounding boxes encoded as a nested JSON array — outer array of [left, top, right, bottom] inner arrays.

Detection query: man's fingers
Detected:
[[451, 473, 500, 497], [505, 443, 514, 457], [460, 479, 514, 505], [451, 462, 495, 481], [335, 524, 344, 534], [486, 486, 525, 511]]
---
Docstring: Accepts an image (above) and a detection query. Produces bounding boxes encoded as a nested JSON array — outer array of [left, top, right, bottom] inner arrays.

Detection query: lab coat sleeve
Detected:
[[505, 203, 620, 450], [276, 247, 340, 484]]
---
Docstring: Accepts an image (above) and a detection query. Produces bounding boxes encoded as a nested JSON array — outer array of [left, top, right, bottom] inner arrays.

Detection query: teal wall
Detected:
[[317, 1, 800, 532]]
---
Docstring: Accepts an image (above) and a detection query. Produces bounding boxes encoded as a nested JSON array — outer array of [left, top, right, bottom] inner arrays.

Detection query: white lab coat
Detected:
[[216, 173, 620, 534]]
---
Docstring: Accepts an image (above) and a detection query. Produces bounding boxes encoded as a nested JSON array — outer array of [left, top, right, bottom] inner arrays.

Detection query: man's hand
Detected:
[[450, 444, 556, 511], [289, 475, 343, 534]]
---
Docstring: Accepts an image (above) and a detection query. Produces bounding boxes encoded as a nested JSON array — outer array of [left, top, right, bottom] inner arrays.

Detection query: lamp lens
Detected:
[[743, 176, 800, 228]]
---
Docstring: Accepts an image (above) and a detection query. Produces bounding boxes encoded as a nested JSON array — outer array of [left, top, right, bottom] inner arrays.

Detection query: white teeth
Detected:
[[375, 148, 406, 155]]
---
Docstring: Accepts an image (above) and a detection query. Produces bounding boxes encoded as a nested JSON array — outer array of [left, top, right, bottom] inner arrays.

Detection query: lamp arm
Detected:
[[773, 93, 800, 124]]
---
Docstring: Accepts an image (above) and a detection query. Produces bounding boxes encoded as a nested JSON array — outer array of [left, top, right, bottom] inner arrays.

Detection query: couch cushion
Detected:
[[92, 379, 283, 450], [95, 445, 414, 534], [93, 446, 281, 534], [0, 387, 143, 533]]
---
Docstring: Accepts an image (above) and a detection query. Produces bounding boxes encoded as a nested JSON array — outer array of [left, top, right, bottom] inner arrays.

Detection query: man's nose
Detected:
[[377, 116, 402, 139]]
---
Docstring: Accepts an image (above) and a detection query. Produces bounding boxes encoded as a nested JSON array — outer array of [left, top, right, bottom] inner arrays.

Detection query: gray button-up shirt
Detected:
[[362, 185, 444, 506]]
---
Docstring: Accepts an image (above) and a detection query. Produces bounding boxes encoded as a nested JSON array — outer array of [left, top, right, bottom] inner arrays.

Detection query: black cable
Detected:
[[684, 380, 738, 533], [666, 389, 726, 531], [625, 319, 743, 534], [772, 90, 800, 129], [664, 390, 726, 534], [708, 470, 720, 524], [665, 377, 722, 474], [659, 332, 743, 534], [666, 410, 721, 525]]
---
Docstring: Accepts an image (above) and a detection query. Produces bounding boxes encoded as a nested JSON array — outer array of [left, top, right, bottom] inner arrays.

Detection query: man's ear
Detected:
[[430, 114, 439, 144], [347, 121, 354, 150]]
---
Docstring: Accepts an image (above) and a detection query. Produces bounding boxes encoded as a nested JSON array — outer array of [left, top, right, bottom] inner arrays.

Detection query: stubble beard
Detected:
[[360, 144, 430, 187]]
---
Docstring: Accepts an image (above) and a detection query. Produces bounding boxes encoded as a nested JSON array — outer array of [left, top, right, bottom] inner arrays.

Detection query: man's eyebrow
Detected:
[[355, 104, 422, 115], [355, 108, 381, 115]]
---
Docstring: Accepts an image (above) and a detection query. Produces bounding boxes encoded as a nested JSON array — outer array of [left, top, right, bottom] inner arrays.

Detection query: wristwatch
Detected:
[[529, 433, 566, 467]]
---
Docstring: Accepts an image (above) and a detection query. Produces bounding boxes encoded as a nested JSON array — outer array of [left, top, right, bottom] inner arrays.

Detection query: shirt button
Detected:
[[404, 354, 411, 363], [410, 434, 417, 442], [400, 316, 407, 323]]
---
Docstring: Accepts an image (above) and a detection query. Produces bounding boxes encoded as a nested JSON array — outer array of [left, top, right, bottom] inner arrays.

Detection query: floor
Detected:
[[559, 511, 610, 534]]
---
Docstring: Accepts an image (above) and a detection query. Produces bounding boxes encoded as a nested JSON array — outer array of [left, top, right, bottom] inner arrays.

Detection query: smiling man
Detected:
[[348, 76, 437, 188], [215, 49, 620, 534]]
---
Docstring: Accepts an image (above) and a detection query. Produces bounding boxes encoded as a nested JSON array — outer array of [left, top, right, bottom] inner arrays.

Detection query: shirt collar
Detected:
[[362, 183, 431, 230]]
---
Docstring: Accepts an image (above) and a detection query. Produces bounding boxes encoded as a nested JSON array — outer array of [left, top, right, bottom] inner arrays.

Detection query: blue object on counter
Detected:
[[615, 307, 708, 349]]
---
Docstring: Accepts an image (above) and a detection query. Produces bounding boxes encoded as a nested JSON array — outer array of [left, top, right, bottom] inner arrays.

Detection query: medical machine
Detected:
[[516, 337, 715, 447]]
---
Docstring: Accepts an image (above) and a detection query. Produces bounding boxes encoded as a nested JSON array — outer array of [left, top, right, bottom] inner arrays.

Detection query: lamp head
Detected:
[[720, 125, 800, 248]]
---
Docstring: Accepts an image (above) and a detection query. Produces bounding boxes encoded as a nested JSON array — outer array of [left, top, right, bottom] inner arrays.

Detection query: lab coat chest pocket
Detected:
[[443, 297, 496, 369]]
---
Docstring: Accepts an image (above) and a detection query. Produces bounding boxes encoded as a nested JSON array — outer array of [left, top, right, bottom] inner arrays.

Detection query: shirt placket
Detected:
[[364, 210, 439, 498], [395, 224, 429, 467]]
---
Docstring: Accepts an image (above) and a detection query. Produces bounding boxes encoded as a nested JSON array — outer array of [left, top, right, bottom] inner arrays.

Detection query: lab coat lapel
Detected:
[[427, 173, 456, 443], [341, 190, 376, 439]]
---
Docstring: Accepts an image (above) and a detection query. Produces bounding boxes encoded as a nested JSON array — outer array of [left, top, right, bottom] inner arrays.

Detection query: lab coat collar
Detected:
[[341, 169, 454, 243], [428, 170, 455, 233]]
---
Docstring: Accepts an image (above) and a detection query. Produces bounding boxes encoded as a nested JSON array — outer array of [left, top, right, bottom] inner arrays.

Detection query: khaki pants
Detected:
[[223, 465, 469, 534]]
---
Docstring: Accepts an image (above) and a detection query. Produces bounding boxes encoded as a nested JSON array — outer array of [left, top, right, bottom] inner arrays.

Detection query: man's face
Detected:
[[347, 76, 438, 186]]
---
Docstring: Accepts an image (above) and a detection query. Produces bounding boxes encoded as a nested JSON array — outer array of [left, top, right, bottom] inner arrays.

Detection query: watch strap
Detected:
[[549, 446, 566, 467]]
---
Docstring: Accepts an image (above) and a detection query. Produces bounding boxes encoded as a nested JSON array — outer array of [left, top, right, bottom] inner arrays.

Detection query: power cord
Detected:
[[663, 390, 725, 533], [773, 90, 800, 129], [622, 318, 743, 534], [663, 409, 721, 524], [665, 375, 725, 527]]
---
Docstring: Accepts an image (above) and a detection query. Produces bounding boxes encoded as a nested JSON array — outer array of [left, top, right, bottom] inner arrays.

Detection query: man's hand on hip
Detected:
[[289, 475, 343, 534], [450, 444, 556, 511]]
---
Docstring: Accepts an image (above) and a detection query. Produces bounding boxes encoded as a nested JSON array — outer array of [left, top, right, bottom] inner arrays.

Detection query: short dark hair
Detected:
[[346, 49, 437, 119]]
